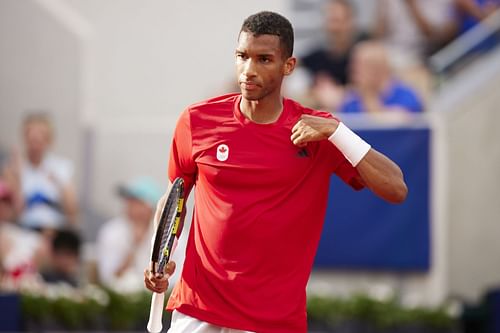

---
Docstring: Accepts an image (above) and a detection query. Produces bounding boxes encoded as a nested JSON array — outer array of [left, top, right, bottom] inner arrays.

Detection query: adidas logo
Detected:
[[297, 148, 308, 158]]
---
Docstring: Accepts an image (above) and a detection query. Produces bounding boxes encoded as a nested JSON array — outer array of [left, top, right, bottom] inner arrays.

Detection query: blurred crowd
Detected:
[[0, 0, 499, 296], [0, 113, 163, 294], [292, 0, 499, 118]]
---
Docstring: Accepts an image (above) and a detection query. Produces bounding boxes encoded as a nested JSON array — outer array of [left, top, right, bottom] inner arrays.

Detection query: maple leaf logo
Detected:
[[216, 144, 229, 161]]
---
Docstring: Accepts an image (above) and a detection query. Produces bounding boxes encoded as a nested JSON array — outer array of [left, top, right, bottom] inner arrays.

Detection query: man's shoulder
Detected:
[[98, 216, 129, 238], [42, 153, 72, 169], [23, 153, 74, 183], [389, 80, 419, 96], [386, 80, 423, 111], [178, 93, 240, 127], [285, 97, 334, 119], [187, 93, 240, 113]]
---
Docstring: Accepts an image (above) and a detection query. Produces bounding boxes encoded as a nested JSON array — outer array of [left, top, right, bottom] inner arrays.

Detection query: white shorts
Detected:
[[167, 310, 255, 333]]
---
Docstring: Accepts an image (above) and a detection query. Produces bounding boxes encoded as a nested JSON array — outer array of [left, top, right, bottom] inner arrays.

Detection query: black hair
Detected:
[[53, 229, 81, 256], [240, 11, 294, 58]]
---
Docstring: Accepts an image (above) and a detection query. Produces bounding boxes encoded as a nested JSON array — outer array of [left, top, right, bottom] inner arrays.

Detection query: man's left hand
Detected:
[[291, 115, 339, 147]]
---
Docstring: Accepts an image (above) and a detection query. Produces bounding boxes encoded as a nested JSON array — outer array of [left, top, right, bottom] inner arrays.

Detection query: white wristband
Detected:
[[328, 122, 371, 167]]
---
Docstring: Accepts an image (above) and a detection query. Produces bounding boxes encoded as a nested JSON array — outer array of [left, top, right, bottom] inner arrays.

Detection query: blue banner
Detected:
[[315, 128, 431, 271]]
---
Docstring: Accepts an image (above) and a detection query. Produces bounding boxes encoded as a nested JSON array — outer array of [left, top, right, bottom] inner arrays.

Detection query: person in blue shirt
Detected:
[[338, 41, 424, 115], [455, 0, 499, 52], [456, 0, 499, 34]]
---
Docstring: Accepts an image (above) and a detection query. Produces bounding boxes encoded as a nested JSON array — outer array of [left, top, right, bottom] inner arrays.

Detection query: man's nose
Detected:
[[242, 59, 257, 78]]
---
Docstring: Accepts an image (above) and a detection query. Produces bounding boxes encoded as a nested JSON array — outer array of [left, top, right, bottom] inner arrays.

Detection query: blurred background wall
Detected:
[[436, 48, 500, 301]]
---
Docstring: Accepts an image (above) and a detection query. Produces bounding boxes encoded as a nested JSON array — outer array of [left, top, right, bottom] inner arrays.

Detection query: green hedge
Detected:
[[19, 288, 457, 331], [307, 294, 456, 331], [21, 286, 169, 331]]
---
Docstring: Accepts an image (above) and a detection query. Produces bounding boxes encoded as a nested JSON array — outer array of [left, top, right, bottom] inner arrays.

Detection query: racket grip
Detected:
[[147, 292, 165, 333]]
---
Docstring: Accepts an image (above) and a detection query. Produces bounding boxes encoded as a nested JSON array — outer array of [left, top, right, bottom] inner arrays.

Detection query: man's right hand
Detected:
[[144, 261, 176, 293]]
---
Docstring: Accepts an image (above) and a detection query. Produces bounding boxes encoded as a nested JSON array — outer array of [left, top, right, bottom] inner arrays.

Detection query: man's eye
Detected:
[[260, 57, 271, 63], [236, 54, 246, 60]]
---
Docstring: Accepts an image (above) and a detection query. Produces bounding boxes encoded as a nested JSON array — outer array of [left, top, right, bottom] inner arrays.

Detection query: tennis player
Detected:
[[144, 11, 408, 333]]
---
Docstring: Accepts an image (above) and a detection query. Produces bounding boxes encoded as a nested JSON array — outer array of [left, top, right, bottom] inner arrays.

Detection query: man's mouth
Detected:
[[241, 82, 259, 90]]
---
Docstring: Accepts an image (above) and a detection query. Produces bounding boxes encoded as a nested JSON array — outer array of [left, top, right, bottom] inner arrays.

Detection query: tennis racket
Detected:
[[147, 177, 185, 333]]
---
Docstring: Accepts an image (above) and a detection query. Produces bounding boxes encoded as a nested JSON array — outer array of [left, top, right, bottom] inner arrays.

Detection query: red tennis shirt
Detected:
[[166, 93, 363, 332]]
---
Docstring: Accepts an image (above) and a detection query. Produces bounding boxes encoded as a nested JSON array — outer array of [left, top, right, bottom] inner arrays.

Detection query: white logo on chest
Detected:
[[216, 144, 229, 162]]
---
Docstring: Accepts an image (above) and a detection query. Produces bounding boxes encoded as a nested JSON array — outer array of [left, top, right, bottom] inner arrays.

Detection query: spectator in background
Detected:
[[338, 41, 424, 117], [0, 146, 23, 219], [0, 180, 47, 290], [455, 0, 500, 52], [375, 0, 458, 100], [96, 177, 162, 293], [19, 113, 79, 232], [299, 0, 369, 110], [41, 229, 81, 287], [455, 0, 499, 33]]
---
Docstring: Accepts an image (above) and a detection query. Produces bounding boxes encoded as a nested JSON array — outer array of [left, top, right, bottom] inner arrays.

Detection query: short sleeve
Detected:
[[387, 83, 424, 113], [334, 157, 365, 191], [168, 109, 197, 193], [338, 91, 364, 113], [308, 109, 365, 191], [401, 89, 423, 113]]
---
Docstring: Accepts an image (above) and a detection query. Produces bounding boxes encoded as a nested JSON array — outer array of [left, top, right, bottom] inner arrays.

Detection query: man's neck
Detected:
[[328, 32, 354, 56], [27, 153, 43, 167], [239, 96, 283, 124], [377, 75, 392, 95]]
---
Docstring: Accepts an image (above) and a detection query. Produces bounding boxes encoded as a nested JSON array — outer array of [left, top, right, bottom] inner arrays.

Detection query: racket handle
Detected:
[[147, 292, 165, 333]]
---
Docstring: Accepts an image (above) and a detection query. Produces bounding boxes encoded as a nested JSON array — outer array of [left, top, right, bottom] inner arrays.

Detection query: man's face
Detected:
[[351, 46, 388, 91], [24, 122, 51, 160], [236, 31, 292, 101], [125, 197, 153, 224], [325, 2, 353, 38]]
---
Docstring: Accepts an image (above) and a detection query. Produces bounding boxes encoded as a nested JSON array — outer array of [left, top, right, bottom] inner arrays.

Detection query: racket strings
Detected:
[[158, 203, 178, 271], [156, 186, 182, 273], [151, 178, 185, 275]]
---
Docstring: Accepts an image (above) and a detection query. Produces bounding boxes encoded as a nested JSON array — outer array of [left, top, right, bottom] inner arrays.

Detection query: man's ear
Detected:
[[284, 57, 297, 76]]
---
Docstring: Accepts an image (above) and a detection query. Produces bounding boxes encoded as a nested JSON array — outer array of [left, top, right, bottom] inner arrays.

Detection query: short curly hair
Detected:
[[240, 11, 294, 58]]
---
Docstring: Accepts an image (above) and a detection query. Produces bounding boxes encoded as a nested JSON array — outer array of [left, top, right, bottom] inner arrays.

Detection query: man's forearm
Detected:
[[355, 149, 408, 203]]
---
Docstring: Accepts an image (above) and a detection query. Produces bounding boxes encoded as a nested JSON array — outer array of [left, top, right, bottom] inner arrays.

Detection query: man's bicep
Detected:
[[151, 108, 197, 249], [168, 109, 197, 190]]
